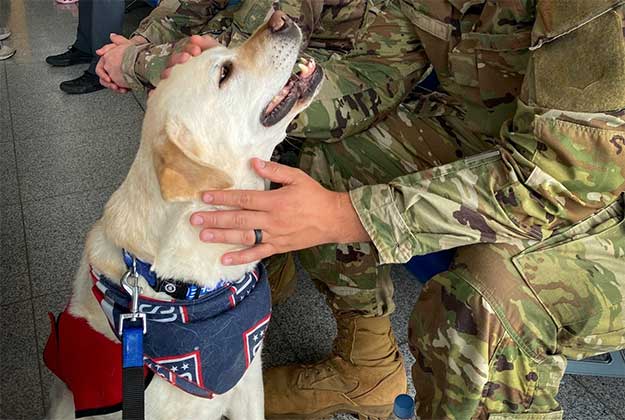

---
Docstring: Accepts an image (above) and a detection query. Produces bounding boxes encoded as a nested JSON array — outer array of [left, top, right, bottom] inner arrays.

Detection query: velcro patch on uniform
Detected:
[[410, 11, 452, 41], [532, 11, 625, 112]]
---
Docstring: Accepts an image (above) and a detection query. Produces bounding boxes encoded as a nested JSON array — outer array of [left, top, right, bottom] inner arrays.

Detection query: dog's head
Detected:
[[145, 11, 323, 202]]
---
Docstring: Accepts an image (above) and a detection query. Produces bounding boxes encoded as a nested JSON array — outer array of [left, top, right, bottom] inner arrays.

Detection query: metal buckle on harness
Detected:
[[119, 259, 147, 336]]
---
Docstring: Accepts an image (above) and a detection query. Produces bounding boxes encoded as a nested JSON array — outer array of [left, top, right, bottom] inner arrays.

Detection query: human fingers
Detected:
[[190, 210, 271, 231], [188, 34, 220, 51], [250, 158, 307, 185], [198, 228, 269, 246], [95, 59, 112, 83], [221, 244, 276, 266], [169, 51, 192, 67], [200, 189, 275, 211], [109, 33, 130, 45], [161, 52, 193, 80], [182, 43, 202, 57], [96, 43, 117, 56]]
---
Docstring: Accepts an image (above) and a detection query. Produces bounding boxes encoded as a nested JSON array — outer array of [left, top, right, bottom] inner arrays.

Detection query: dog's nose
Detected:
[[268, 10, 290, 33]]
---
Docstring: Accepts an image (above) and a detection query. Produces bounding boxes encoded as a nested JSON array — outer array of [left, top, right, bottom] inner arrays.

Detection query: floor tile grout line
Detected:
[[30, 287, 73, 302], [132, 91, 146, 111], [0, 296, 35, 308], [12, 130, 142, 202], [0, 270, 33, 307], [569, 375, 622, 417], [9, 89, 142, 201], [0, 286, 74, 310], [4, 61, 48, 417], [19, 182, 119, 205], [11, 114, 143, 140], [10, 113, 144, 143]]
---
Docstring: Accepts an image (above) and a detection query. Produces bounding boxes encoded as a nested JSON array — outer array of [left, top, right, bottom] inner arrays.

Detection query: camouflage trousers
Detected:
[[266, 95, 625, 418]]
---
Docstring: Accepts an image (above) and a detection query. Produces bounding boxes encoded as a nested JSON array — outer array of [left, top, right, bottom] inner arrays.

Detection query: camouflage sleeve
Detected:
[[287, 1, 429, 142], [122, 39, 193, 90], [132, 0, 230, 44], [350, 0, 625, 265], [349, 150, 538, 265], [122, 0, 230, 90]]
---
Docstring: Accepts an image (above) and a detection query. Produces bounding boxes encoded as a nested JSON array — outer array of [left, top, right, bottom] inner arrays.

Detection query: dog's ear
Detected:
[[154, 120, 233, 202]]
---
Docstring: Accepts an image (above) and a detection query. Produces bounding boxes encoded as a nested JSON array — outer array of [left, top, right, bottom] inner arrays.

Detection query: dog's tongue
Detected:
[[261, 92, 299, 127], [261, 58, 319, 127], [266, 85, 293, 115], [266, 59, 316, 115]]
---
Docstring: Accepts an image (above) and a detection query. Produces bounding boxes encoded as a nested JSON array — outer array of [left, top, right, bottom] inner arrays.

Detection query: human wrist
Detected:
[[330, 192, 370, 244], [131, 35, 148, 45], [121, 43, 151, 91]]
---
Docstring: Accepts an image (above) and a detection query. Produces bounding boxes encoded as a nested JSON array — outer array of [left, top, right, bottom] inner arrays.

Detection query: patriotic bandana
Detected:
[[45, 263, 271, 416], [91, 264, 272, 398]]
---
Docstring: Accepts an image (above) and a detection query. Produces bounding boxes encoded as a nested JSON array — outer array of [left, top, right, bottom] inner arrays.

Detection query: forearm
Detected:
[[349, 151, 543, 264], [133, 0, 229, 44], [331, 192, 370, 244], [121, 41, 179, 90]]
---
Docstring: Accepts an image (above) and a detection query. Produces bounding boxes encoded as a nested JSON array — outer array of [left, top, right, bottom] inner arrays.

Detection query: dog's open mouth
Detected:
[[261, 57, 323, 127]]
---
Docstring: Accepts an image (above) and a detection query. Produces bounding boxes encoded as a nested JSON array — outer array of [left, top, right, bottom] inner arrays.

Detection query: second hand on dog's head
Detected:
[[99, 12, 323, 293]]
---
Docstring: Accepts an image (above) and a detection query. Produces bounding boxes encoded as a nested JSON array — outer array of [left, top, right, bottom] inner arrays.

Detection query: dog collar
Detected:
[[122, 250, 225, 301]]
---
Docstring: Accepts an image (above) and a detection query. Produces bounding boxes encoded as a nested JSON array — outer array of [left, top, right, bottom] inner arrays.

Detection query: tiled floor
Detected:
[[1, 1, 624, 419]]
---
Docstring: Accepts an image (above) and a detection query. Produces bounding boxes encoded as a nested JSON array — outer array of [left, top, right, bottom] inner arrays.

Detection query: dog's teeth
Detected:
[[300, 57, 308, 64], [297, 63, 308, 74]]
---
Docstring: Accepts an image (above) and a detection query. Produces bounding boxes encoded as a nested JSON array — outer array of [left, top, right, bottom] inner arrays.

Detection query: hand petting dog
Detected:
[[190, 158, 370, 266], [97, 33, 368, 265], [160, 35, 220, 80], [160, 37, 369, 264]]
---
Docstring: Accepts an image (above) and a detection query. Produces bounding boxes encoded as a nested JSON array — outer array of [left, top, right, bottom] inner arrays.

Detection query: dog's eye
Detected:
[[219, 62, 232, 87]]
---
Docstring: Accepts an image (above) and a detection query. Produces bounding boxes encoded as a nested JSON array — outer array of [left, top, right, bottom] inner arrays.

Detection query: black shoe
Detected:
[[46, 47, 92, 67], [60, 72, 105, 94]]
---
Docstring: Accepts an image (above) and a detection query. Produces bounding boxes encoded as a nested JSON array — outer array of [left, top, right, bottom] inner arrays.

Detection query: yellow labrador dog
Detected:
[[44, 11, 322, 420]]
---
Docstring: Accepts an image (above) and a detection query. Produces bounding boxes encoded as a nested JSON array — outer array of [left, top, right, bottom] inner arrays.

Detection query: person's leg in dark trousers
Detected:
[[87, 0, 125, 75], [58, 0, 125, 94], [73, 0, 93, 58], [45, 0, 93, 67]]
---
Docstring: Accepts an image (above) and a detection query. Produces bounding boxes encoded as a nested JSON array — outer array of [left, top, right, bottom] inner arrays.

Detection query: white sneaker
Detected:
[[0, 27, 11, 41], [0, 45, 16, 60]]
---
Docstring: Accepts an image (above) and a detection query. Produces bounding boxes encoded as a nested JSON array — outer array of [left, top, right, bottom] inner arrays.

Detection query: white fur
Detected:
[[48, 18, 320, 420]]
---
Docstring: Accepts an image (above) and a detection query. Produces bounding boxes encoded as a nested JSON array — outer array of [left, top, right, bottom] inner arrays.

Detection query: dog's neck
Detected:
[[88, 134, 274, 292]]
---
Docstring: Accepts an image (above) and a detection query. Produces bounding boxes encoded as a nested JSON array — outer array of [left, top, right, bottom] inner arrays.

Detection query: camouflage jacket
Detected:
[[351, 0, 625, 263], [124, 0, 400, 89], [122, 0, 427, 140]]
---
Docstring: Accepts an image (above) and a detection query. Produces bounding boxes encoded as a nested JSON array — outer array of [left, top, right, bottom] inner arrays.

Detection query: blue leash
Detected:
[[119, 258, 147, 420]]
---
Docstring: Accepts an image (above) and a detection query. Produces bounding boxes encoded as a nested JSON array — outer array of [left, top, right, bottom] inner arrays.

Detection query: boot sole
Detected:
[[266, 403, 393, 420], [0, 50, 16, 60]]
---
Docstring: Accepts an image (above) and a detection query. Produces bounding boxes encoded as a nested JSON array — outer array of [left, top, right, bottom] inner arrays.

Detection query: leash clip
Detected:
[[119, 262, 147, 336]]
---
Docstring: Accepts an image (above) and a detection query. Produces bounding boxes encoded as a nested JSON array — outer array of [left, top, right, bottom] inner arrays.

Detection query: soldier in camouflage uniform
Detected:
[[97, 0, 625, 418]]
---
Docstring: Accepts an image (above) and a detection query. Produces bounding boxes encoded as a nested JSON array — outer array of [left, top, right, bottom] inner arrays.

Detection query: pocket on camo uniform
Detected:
[[512, 195, 625, 359]]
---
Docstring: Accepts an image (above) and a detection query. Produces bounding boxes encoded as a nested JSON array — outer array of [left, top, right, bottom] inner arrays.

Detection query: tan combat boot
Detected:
[[264, 314, 407, 419]]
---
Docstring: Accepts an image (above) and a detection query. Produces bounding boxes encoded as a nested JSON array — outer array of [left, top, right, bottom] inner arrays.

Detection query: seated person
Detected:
[[46, 0, 125, 94]]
